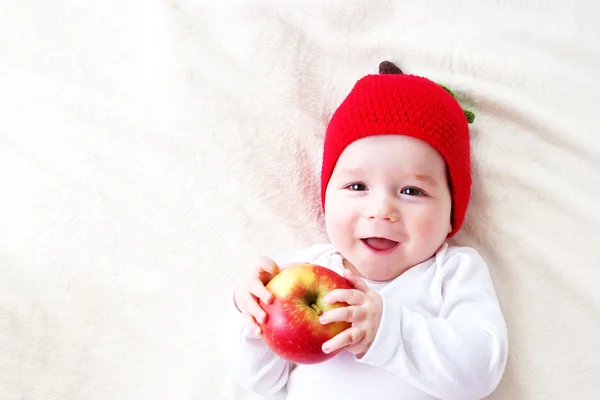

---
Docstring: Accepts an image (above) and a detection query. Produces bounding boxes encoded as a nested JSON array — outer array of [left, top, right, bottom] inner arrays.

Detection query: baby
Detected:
[[230, 61, 508, 400]]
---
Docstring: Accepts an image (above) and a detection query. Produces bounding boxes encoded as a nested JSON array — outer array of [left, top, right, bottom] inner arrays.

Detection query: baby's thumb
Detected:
[[256, 256, 280, 284], [344, 268, 370, 293]]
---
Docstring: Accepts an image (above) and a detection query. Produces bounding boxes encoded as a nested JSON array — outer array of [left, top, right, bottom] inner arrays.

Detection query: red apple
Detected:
[[259, 263, 352, 364]]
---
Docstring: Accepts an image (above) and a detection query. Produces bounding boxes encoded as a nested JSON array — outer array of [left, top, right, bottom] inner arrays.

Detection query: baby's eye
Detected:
[[400, 187, 424, 196], [347, 183, 367, 191]]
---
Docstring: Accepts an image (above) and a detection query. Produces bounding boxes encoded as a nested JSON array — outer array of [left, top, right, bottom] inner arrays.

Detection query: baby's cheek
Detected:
[[325, 210, 349, 244], [412, 213, 447, 238]]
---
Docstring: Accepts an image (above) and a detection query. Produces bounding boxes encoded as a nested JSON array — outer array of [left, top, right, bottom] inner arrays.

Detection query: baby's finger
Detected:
[[242, 295, 268, 324], [322, 327, 365, 354], [325, 288, 365, 306], [319, 305, 364, 324], [346, 341, 369, 355], [343, 269, 370, 293], [247, 279, 274, 304], [256, 256, 280, 281], [243, 312, 262, 336]]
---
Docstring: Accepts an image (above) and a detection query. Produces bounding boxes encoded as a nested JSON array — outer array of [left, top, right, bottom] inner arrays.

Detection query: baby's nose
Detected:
[[368, 195, 400, 222]]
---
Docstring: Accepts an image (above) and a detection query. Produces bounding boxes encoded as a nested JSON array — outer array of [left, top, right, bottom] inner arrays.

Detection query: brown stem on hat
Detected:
[[379, 61, 403, 75]]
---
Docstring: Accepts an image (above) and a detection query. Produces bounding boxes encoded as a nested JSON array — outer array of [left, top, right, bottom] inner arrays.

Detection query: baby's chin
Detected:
[[345, 258, 411, 282], [362, 267, 409, 282]]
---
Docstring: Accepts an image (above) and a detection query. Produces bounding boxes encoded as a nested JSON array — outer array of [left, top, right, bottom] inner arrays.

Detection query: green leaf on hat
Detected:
[[464, 110, 475, 123], [437, 83, 475, 124]]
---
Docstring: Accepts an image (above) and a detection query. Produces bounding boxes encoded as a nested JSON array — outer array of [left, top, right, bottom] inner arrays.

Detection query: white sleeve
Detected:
[[229, 324, 292, 396], [357, 248, 508, 400]]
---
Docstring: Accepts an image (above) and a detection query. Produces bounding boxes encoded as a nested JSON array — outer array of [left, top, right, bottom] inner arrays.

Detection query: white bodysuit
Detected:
[[231, 242, 508, 400]]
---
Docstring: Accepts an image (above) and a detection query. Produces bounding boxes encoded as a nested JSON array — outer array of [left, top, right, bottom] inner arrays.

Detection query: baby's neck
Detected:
[[341, 258, 406, 283]]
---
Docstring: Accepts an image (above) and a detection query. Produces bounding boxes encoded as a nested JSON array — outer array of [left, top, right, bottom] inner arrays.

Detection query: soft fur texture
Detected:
[[1, 1, 599, 399]]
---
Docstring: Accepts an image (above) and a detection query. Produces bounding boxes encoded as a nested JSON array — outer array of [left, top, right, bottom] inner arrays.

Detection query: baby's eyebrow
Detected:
[[338, 168, 439, 186], [337, 167, 365, 175], [412, 173, 439, 186]]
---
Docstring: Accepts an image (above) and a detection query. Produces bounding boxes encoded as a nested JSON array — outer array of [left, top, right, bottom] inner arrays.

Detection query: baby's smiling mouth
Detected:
[[361, 237, 399, 251]]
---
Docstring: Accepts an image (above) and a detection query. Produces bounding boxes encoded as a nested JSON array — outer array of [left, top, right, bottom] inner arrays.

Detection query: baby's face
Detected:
[[324, 135, 452, 282]]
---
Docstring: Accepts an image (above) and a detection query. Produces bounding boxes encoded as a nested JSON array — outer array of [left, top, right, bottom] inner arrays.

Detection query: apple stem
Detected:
[[310, 303, 322, 316]]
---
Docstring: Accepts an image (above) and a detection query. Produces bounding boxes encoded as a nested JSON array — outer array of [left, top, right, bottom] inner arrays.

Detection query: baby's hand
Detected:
[[319, 269, 383, 356], [233, 256, 280, 336]]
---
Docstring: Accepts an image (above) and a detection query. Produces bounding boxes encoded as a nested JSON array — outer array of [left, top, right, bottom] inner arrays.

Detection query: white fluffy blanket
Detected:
[[1, 1, 599, 399]]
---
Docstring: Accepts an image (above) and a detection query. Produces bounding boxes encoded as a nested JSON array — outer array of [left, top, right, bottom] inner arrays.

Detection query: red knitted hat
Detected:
[[320, 61, 473, 237]]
